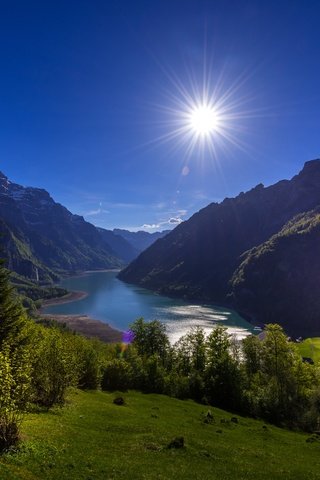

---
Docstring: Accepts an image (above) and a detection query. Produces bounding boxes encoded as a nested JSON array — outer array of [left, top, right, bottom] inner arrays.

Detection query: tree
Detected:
[[242, 334, 263, 377], [174, 327, 206, 375], [0, 260, 32, 450], [242, 325, 320, 426], [0, 345, 21, 451], [31, 327, 75, 408], [143, 354, 166, 393], [205, 326, 242, 409], [0, 260, 27, 349], [130, 318, 170, 363], [122, 344, 146, 390]]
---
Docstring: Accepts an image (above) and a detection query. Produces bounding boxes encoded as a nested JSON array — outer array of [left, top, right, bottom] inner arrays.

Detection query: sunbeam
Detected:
[[144, 59, 263, 165]]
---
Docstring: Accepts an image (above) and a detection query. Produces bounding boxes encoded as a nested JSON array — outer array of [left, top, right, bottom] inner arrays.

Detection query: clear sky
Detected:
[[1, 0, 319, 231]]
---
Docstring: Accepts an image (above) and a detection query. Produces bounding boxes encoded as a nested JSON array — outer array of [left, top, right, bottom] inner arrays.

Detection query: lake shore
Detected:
[[38, 270, 255, 343], [41, 290, 88, 308], [40, 313, 123, 343], [39, 283, 123, 343]]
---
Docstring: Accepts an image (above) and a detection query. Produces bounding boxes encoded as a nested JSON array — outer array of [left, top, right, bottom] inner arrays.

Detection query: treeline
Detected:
[[109, 319, 320, 431], [10, 271, 68, 314], [1, 261, 320, 452], [0, 261, 115, 451]]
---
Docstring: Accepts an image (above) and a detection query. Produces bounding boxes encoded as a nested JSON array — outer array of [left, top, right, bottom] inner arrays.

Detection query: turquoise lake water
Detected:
[[44, 270, 255, 342]]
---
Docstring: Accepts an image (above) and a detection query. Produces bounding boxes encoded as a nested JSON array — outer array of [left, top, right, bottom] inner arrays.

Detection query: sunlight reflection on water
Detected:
[[44, 271, 254, 343], [154, 305, 252, 344]]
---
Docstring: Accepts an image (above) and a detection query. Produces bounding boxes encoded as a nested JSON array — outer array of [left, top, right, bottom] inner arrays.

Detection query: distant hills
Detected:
[[0, 171, 168, 296], [97, 229, 168, 264], [113, 228, 169, 253], [119, 160, 320, 336]]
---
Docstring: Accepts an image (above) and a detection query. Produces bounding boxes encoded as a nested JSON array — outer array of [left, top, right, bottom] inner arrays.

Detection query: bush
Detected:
[[167, 373, 190, 399], [31, 328, 75, 408], [143, 355, 166, 393], [78, 346, 101, 390], [101, 359, 133, 391], [0, 347, 22, 451], [0, 412, 21, 452]]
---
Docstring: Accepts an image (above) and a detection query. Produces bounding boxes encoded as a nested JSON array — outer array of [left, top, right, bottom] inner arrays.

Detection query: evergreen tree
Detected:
[[0, 259, 31, 450], [0, 260, 26, 348]]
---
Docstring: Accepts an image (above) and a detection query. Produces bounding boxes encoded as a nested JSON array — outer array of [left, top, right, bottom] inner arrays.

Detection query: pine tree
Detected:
[[0, 259, 26, 348]]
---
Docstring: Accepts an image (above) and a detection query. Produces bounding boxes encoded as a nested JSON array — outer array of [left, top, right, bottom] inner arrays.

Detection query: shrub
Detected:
[[143, 355, 166, 393], [31, 328, 75, 408], [0, 412, 21, 452], [101, 359, 133, 391], [0, 347, 22, 451]]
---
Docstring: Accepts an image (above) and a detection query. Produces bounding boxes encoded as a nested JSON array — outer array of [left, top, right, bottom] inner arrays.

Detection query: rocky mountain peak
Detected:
[[299, 159, 320, 176], [0, 171, 11, 192], [0, 170, 126, 279]]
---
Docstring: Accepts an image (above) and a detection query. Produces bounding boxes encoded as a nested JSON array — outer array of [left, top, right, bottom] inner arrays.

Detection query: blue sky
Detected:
[[1, 0, 320, 231]]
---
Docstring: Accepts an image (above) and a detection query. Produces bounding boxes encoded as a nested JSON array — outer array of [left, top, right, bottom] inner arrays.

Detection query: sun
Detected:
[[189, 104, 220, 136], [146, 59, 256, 160]]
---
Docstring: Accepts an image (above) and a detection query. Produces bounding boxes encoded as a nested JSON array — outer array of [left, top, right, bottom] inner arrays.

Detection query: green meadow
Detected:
[[297, 338, 320, 363], [0, 389, 319, 480]]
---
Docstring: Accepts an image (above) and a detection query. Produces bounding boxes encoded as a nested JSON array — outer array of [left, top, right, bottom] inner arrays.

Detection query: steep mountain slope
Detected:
[[114, 228, 169, 252], [97, 228, 139, 263], [119, 160, 320, 334], [0, 172, 122, 282], [230, 208, 320, 337], [0, 217, 58, 283]]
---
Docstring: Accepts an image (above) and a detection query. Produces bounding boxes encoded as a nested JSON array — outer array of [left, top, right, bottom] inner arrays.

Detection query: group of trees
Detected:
[[0, 259, 320, 451], [111, 319, 320, 431], [0, 260, 114, 450]]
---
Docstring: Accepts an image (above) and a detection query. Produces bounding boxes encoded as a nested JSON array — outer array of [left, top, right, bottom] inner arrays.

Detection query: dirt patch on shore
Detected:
[[41, 314, 123, 343], [39, 281, 123, 343], [41, 290, 88, 309]]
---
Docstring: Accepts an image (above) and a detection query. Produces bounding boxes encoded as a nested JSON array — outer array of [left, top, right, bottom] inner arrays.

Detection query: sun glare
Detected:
[[189, 104, 220, 136], [147, 58, 257, 162]]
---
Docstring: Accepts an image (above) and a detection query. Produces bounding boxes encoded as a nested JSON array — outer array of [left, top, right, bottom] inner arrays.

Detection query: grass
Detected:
[[296, 337, 320, 362], [0, 389, 319, 480]]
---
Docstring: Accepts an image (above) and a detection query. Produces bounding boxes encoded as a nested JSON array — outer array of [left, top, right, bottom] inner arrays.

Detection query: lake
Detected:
[[44, 270, 255, 343]]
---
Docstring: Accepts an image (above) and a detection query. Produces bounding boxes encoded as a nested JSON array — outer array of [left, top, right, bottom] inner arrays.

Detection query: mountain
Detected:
[[97, 228, 139, 264], [230, 208, 320, 337], [0, 171, 123, 283], [0, 171, 171, 305], [119, 160, 320, 336], [113, 229, 170, 253], [96, 228, 170, 265]]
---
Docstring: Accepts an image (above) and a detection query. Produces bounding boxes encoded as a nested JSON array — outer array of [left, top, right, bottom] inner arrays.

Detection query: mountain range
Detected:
[[119, 160, 320, 337], [2, 161, 320, 336], [0, 171, 167, 294]]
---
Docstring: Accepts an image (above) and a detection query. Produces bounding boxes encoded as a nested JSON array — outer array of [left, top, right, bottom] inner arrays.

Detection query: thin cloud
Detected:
[[142, 223, 161, 229], [138, 210, 188, 231], [85, 206, 110, 217], [168, 217, 182, 224]]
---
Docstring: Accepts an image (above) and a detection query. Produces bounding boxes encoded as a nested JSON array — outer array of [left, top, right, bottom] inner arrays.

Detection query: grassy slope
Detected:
[[0, 390, 319, 480], [297, 338, 320, 362]]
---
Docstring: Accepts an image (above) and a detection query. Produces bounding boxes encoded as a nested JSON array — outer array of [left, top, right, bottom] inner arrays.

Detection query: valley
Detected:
[[1, 3, 320, 478], [43, 270, 254, 343]]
